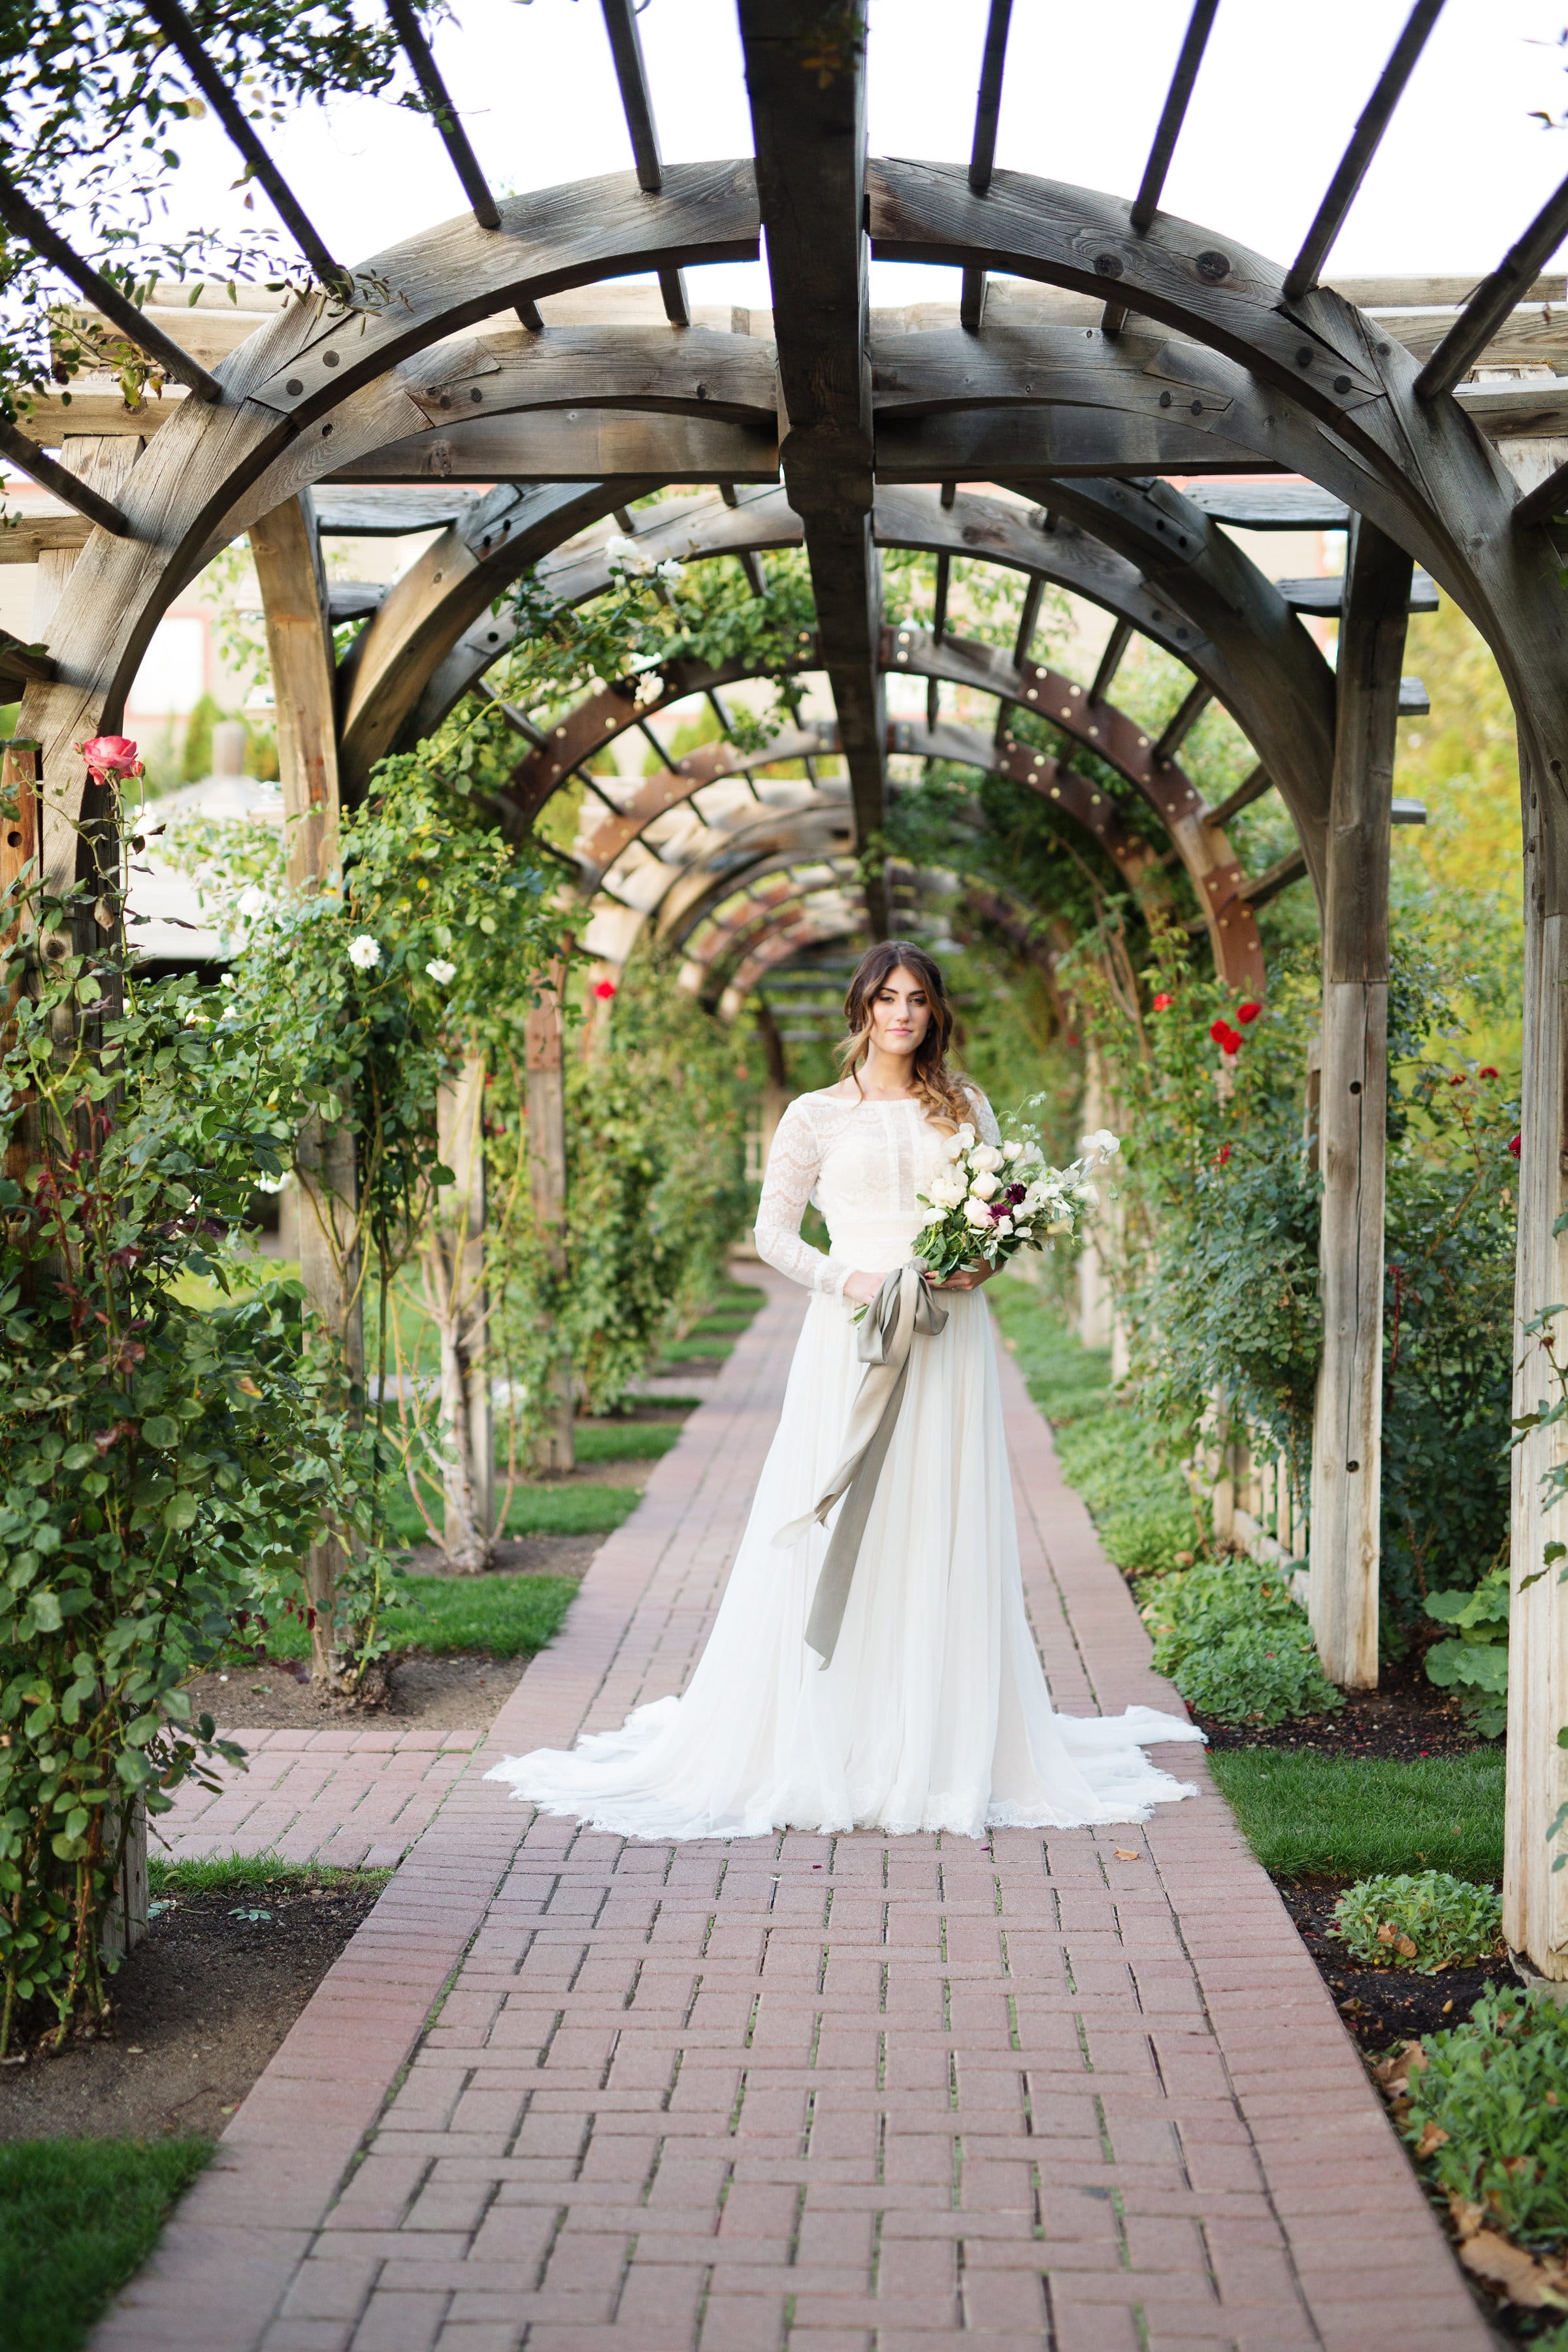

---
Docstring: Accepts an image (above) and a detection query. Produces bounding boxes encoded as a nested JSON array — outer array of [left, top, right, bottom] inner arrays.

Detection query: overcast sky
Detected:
[[142, 0, 1568, 308]]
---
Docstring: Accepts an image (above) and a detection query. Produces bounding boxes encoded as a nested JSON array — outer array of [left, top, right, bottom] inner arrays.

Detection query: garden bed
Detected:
[[0, 1864, 385, 2141], [1195, 1656, 1483, 1758], [1279, 1876, 1508, 2048]]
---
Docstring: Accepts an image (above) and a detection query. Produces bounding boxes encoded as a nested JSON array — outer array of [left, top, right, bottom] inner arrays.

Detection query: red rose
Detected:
[[1448, 1073, 1466, 1086], [1215, 1143, 1232, 1166], [1207, 1018, 1231, 1046], [1220, 1030, 1242, 1056], [593, 979, 617, 1001], [1237, 1002, 1262, 1023], [1478, 1067, 1498, 1079], [1152, 992, 1174, 1011], [1509, 1135, 1522, 1158]]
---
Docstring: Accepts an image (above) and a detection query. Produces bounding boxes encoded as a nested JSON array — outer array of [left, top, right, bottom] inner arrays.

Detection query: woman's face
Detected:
[[868, 965, 932, 1060]]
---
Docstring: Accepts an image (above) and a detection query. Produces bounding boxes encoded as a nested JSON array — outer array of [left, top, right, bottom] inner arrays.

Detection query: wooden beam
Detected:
[[27, 438, 142, 641], [1417, 169, 1568, 399], [428, 1055, 493, 1570], [1088, 618, 1133, 706], [598, 0, 689, 324], [960, 0, 1014, 333], [0, 164, 222, 402], [142, 0, 342, 284], [249, 488, 363, 1686], [739, 2, 889, 938], [1308, 516, 1412, 1691], [1281, 0, 1446, 302], [385, 0, 500, 229], [321, 409, 777, 485], [1204, 761, 1271, 827], [525, 977, 575, 1472], [1103, 0, 1220, 333], [1153, 678, 1211, 763], [0, 422, 129, 536]]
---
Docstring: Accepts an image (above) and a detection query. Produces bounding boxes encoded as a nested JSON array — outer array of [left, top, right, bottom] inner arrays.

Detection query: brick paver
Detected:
[[160, 1727, 483, 1869], [95, 1270, 1489, 2351]]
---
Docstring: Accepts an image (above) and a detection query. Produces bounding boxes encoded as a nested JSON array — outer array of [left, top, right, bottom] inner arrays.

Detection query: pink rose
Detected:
[[76, 734, 143, 785]]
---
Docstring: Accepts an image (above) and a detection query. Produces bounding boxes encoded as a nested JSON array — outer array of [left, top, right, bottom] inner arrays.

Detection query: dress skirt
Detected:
[[486, 1283, 1204, 1842]]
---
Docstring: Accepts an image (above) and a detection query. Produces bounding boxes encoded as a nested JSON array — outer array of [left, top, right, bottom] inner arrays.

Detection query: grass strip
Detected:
[[573, 1420, 680, 1463], [146, 1854, 391, 1899], [258, 1571, 580, 1665], [500, 1482, 642, 1537], [988, 1278, 1203, 1577], [1209, 1748, 1505, 1882], [0, 2136, 212, 2352]]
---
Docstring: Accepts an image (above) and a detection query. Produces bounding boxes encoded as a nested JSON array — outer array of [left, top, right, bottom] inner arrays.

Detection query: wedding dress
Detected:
[[487, 1085, 1204, 1840]]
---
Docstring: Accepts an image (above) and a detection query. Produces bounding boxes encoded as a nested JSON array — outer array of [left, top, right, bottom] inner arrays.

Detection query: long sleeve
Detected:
[[754, 1099, 847, 1297], [965, 1086, 1001, 1147]]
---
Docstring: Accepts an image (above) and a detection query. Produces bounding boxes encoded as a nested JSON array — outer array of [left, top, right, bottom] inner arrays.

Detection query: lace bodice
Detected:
[[754, 1085, 1001, 1296]]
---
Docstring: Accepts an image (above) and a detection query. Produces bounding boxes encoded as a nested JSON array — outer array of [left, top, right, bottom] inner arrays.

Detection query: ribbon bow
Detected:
[[772, 1262, 948, 1667]]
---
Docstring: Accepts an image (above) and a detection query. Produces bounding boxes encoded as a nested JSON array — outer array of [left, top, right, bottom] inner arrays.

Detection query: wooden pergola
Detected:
[[7, 0, 1568, 1970]]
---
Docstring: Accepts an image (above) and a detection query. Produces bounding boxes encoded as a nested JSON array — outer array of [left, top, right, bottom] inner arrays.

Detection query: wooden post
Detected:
[[1307, 517, 1412, 1691], [1505, 747, 1568, 1979], [525, 978, 574, 1472], [252, 493, 363, 1683], [425, 1054, 494, 1571], [28, 438, 142, 643]]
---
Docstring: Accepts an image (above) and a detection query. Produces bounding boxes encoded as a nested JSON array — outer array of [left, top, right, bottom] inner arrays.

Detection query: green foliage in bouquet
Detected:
[[1333, 1870, 1503, 1972]]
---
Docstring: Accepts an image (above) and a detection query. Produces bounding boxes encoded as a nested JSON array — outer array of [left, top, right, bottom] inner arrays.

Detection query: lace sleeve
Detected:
[[965, 1086, 1002, 1147], [753, 1099, 846, 1297]]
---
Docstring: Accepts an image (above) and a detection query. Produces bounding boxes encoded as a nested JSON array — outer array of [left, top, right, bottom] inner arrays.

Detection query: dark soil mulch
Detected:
[[1277, 1877, 1509, 2050], [182, 1648, 515, 1731], [0, 1874, 384, 2142], [1195, 1658, 1486, 1759]]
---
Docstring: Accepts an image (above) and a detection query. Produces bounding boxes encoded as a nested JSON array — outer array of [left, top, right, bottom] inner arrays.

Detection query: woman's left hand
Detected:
[[927, 1260, 995, 1294]]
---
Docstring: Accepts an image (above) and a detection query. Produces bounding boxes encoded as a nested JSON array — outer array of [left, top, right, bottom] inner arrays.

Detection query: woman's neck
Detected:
[[856, 1046, 919, 1100]]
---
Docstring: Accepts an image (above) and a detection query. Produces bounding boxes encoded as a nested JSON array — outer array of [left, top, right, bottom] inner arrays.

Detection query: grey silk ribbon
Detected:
[[772, 1262, 948, 1669]]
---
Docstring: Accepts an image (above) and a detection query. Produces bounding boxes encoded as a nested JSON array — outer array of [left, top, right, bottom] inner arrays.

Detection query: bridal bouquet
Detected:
[[913, 1117, 1120, 1282]]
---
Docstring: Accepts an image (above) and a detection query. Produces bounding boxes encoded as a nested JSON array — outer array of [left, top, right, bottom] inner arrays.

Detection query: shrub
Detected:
[[1144, 1561, 1343, 1725], [1399, 1989, 1568, 2251], [1333, 1871, 1503, 1972], [1424, 1558, 1509, 1739]]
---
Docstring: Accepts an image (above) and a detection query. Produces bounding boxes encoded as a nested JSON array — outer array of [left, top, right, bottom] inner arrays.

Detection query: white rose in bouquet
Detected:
[[929, 1173, 966, 1208], [970, 1143, 1004, 1173], [969, 1170, 1000, 1201], [963, 1198, 994, 1230]]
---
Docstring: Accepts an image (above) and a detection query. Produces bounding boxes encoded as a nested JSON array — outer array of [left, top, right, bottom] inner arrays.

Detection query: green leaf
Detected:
[[140, 1416, 179, 1448], [163, 1493, 199, 1532], [25, 1590, 63, 1635]]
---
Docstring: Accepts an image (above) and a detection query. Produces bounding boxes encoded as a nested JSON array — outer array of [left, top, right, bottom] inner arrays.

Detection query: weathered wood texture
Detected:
[[740, 2, 887, 936], [427, 1056, 494, 1571], [525, 980, 574, 1474], [250, 493, 342, 887], [1308, 519, 1411, 1692]]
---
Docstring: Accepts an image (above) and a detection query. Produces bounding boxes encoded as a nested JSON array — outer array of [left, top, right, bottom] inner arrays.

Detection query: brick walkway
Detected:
[[159, 1727, 482, 1870], [97, 1269, 1488, 2352]]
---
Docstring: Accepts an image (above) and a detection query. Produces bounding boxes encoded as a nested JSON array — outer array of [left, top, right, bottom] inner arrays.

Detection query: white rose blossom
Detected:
[[347, 934, 382, 971], [970, 1143, 1004, 1173], [964, 1199, 994, 1230], [969, 1171, 1000, 1201], [425, 958, 457, 986]]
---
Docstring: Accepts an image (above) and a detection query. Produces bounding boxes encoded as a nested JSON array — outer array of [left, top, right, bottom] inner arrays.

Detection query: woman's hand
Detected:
[[841, 1269, 884, 1307], [928, 1260, 995, 1294]]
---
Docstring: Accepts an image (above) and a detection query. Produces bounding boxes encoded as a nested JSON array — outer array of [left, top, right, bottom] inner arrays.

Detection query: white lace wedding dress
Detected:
[[487, 1086, 1203, 1840]]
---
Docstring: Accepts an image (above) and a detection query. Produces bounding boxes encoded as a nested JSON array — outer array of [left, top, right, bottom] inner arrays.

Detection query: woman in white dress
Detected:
[[488, 942, 1203, 1840]]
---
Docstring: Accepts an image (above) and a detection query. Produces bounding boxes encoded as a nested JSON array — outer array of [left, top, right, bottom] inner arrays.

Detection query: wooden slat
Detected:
[[1308, 516, 1412, 1691], [739, 1, 888, 938], [1417, 170, 1568, 399], [1281, 0, 1446, 302], [0, 422, 129, 536]]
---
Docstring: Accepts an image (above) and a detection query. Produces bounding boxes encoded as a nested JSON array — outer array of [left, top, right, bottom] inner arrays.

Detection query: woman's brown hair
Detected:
[[834, 941, 974, 1132]]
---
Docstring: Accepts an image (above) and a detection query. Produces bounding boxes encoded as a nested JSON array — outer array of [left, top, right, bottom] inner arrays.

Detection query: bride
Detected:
[[487, 940, 1203, 1840]]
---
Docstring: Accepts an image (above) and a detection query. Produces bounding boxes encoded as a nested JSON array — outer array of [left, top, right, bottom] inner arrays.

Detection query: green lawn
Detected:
[[0, 2136, 212, 2352], [260, 1571, 579, 1663], [1209, 1748, 1505, 1882], [574, 1420, 681, 1463], [146, 1854, 390, 1900], [382, 1477, 641, 1549]]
